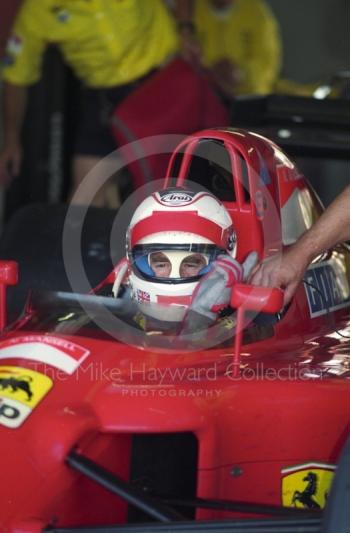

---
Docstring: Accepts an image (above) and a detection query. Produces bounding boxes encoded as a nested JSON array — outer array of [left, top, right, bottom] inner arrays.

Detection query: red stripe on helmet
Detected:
[[130, 212, 231, 248], [157, 294, 191, 305]]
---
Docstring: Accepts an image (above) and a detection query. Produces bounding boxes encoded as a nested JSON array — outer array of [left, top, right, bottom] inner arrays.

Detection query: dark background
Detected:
[[0, 0, 349, 220], [267, 0, 350, 84], [266, 0, 350, 204]]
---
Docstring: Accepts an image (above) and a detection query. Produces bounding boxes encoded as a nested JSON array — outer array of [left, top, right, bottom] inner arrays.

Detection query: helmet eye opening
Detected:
[[130, 244, 226, 284], [149, 251, 209, 279]]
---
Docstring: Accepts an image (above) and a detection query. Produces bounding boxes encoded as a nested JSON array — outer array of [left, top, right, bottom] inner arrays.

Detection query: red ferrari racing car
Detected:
[[0, 129, 349, 533]]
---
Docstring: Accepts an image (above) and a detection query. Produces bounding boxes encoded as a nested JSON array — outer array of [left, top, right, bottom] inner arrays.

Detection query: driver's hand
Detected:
[[184, 254, 244, 322], [186, 252, 259, 322], [242, 251, 259, 281], [179, 252, 259, 335]]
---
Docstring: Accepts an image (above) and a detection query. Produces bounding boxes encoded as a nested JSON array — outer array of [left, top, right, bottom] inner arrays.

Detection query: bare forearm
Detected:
[[3, 82, 27, 147], [251, 185, 350, 304], [293, 185, 350, 264]]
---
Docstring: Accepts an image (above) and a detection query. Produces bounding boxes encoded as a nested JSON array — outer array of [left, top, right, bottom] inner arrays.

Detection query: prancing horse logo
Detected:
[[0, 375, 33, 401], [282, 463, 335, 510], [292, 472, 321, 509]]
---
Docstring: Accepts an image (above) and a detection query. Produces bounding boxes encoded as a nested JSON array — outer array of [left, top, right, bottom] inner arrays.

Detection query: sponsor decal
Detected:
[[0, 398, 30, 429], [158, 190, 195, 206], [227, 230, 236, 252], [257, 152, 271, 185], [0, 366, 52, 428], [277, 165, 305, 209], [6, 34, 23, 56], [137, 289, 150, 303], [304, 260, 350, 318], [0, 336, 90, 374], [282, 462, 335, 509], [255, 190, 267, 220]]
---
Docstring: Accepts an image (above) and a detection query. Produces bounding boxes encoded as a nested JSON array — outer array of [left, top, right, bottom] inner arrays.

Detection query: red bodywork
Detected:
[[0, 129, 349, 531]]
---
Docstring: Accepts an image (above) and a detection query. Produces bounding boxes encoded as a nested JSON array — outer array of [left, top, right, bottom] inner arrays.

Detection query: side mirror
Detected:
[[231, 283, 284, 314], [0, 261, 19, 331]]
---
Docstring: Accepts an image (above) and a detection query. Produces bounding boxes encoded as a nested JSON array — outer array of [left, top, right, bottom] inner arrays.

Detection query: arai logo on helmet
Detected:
[[159, 191, 195, 205]]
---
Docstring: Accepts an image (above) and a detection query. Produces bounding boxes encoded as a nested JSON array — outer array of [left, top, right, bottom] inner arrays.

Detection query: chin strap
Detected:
[[112, 258, 129, 297]]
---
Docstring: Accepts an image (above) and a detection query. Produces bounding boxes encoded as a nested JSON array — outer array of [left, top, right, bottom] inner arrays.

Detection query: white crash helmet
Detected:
[[126, 188, 236, 321]]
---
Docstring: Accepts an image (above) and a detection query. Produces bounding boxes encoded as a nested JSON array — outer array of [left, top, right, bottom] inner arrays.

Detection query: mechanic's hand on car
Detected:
[[0, 141, 22, 185], [250, 248, 309, 306], [180, 252, 258, 334]]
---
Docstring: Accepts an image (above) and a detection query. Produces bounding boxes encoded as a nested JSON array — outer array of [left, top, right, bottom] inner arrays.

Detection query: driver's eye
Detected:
[[150, 252, 171, 277], [180, 254, 207, 277]]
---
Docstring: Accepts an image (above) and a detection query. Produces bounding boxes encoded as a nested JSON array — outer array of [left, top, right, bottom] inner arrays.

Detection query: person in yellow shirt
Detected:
[[192, 0, 281, 98], [170, 0, 321, 98], [0, 0, 194, 206]]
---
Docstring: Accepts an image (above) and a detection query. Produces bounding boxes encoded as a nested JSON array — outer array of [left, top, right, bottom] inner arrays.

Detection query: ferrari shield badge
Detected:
[[282, 463, 336, 509], [0, 366, 52, 428]]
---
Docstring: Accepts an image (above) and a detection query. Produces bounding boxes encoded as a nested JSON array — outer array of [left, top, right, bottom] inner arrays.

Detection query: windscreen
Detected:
[[13, 290, 273, 352]]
